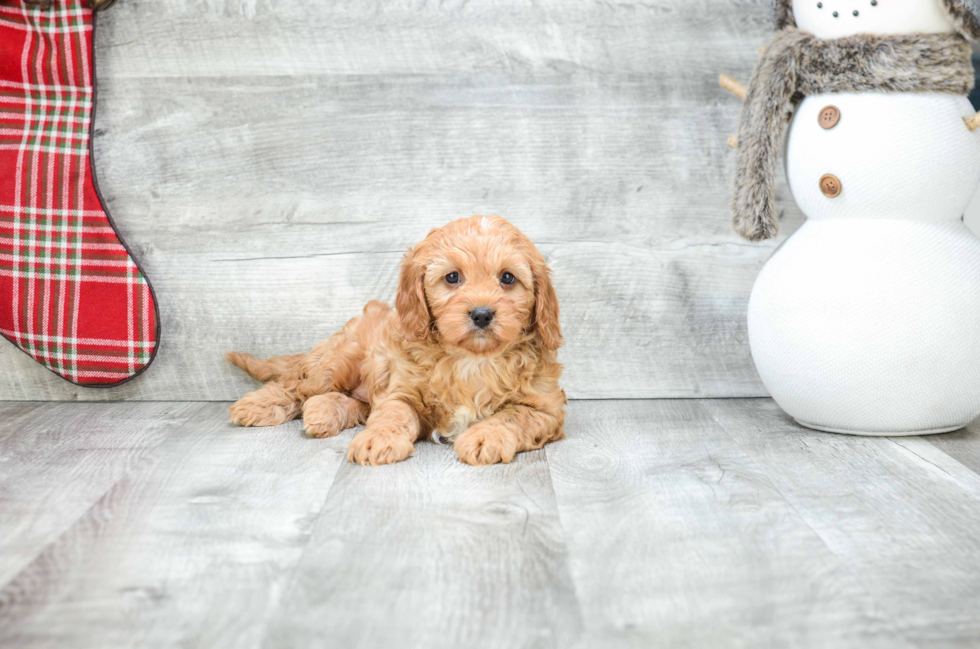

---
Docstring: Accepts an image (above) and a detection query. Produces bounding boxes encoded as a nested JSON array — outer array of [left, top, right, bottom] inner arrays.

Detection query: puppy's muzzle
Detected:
[[469, 307, 495, 330]]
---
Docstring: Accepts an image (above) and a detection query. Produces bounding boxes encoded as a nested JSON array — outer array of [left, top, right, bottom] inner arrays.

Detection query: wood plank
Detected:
[[701, 398, 980, 649], [95, 0, 773, 79], [0, 0, 793, 401], [264, 437, 582, 649], [0, 402, 202, 587], [546, 399, 907, 648], [0, 404, 351, 649], [5, 399, 980, 646], [0, 402, 44, 443], [922, 420, 980, 476]]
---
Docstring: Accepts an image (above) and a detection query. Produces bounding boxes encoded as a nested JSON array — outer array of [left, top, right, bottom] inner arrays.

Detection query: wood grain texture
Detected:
[[264, 439, 582, 649], [0, 402, 201, 587], [922, 419, 980, 475], [0, 404, 351, 649], [0, 0, 797, 401], [701, 399, 980, 649], [5, 400, 980, 647], [547, 399, 908, 649]]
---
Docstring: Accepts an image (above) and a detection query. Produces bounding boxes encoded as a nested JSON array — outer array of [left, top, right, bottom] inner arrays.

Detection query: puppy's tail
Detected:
[[225, 351, 305, 382]]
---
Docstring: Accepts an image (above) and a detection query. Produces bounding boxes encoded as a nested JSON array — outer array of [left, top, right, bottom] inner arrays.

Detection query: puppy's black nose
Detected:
[[469, 307, 495, 330]]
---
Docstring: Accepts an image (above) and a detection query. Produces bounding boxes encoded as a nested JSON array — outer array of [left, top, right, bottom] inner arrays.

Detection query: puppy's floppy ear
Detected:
[[395, 243, 431, 341], [530, 252, 562, 350]]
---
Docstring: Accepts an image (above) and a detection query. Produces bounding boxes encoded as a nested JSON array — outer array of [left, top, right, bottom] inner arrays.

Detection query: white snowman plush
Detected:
[[723, 0, 980, 434]]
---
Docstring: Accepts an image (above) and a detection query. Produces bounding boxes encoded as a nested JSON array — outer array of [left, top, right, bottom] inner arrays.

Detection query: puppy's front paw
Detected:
[[347, 426, 415, 466], [454, 422, 521, 466]]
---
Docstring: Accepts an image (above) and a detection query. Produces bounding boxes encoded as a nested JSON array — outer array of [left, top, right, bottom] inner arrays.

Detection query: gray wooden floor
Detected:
[[2, 401, 980, 648]]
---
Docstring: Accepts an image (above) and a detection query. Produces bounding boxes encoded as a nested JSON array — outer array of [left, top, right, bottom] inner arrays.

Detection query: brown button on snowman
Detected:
[[818, 105, 840, 129], [818, 173, 841, 198], [721, 0, 980, 435]]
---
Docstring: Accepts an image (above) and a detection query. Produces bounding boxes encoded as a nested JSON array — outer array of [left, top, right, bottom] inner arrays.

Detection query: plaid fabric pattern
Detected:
[[0, 0, 158, 385]]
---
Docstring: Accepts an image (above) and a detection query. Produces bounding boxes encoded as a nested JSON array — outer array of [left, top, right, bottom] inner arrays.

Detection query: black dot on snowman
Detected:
[[815, 2, 869, 16]]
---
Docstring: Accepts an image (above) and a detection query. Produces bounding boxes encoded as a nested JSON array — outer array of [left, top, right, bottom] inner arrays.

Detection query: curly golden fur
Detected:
[[226, 215, 567, 466]]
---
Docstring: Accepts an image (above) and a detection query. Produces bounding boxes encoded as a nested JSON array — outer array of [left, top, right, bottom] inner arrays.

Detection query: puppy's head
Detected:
[[396, 215, 561, 354]]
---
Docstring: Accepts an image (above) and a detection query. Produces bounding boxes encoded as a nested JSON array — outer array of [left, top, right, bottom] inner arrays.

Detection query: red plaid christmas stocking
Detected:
[[0, 0, 158, 386]]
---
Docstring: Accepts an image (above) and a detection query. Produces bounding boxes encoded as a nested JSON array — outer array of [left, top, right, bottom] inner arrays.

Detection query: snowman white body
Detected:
[[747, 0, 980, 434]]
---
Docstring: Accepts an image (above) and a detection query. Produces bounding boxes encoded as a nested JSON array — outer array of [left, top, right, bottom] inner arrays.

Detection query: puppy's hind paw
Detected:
[[302, 393, 365, 439], [228, 390, 299, 428], [229, 401, 266, 427], [303, 421, 342, 439], [347, 426, 415, 465]]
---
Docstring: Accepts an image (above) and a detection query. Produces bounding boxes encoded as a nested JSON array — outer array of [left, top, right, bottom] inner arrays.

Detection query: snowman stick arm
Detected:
[[719, 73, 747, 148], [718, 74, 747, 100], [966, 112, 980, 132], [720, 50, 763, 146]]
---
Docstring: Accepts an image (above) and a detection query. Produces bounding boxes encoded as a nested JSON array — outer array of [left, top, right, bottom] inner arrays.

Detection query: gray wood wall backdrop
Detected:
[[4, 0, 972, 401]]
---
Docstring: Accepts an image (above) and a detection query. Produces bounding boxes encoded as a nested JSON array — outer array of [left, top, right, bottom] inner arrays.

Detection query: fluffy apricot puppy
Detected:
[[226, 215, 566, 466]]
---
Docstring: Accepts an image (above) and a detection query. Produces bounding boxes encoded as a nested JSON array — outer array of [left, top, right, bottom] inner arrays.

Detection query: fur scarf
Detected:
[[732, 28, 973, 241]]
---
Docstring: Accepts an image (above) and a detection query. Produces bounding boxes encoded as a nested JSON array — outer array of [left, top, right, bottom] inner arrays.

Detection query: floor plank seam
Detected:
[[693, 401, 916, 647], [540, 443, 590, 647], [255, 428, 360, 649], [0, 403, 207, 600]]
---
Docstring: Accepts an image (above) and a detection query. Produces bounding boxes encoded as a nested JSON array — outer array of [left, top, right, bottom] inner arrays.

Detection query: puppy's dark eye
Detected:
[[445, 271, 460, 285], [500, 272, 516, 285]]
